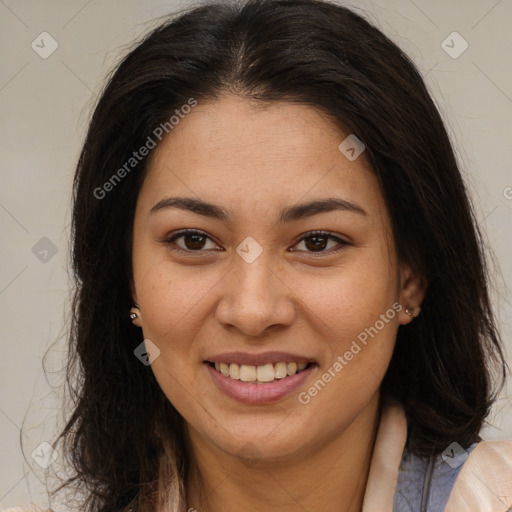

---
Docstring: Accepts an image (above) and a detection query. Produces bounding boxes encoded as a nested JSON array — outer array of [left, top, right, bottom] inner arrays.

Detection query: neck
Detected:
[[185, 392, 382, 512]]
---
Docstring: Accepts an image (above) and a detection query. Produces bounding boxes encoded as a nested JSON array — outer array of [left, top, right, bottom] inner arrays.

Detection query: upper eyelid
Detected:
[[163, 229, 220, 246]]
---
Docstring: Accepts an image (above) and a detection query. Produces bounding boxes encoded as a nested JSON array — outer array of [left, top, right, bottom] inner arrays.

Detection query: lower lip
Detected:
[[205, 363, 316, 404]]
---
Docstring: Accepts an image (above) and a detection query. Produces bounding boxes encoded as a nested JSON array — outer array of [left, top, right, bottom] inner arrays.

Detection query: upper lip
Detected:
[[204, 351, 316, 366]]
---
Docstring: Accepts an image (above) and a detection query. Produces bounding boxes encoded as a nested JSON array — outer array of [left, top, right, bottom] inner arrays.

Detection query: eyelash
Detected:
[[161, 229, 349, 256]]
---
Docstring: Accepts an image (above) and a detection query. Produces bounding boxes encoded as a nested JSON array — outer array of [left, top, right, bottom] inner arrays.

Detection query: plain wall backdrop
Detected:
[[1, 0, 511, 509]]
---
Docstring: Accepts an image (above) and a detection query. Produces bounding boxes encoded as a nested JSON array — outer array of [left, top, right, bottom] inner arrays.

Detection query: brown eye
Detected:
[[163, 229, 220, 253], [181, 233, 207, 250], [304, 233, 329, 251], [293, 231, 348, 254]]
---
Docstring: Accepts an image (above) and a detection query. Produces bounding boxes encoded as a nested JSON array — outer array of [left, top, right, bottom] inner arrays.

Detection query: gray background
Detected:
[[1, 0, 511, 509]]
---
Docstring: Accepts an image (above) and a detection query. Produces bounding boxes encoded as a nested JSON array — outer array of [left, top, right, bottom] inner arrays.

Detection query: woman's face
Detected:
[[131, 94, 424, 463]]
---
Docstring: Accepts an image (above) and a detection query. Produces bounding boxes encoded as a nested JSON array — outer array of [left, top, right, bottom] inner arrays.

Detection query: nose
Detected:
[[215, 251, 297, 338]]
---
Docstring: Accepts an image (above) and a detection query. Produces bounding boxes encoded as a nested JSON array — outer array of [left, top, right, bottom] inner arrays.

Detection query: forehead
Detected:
[[139, 94, 383, 220]]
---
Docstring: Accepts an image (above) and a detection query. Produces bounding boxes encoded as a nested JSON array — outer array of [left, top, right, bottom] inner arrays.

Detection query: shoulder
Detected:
[[445, 439, 512, 512], [394, 439, 512, 512]]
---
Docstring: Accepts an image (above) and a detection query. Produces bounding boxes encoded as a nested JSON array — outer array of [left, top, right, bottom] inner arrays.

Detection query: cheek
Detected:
[[290, 255, 400, 394], [136, 266, 208, 417], [134, 258, 215, 342], [293, 257, 398, 336], [297, 272, 399, 414], [149, 357, 204, 432]]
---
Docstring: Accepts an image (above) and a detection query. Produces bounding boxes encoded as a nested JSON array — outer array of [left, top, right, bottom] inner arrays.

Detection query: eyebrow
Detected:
[[149, 196, 367, 222]]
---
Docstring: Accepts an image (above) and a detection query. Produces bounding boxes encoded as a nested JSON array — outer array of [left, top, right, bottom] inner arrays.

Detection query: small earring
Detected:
[[405, 307, 415, 317], [130, 306, 140, 322]]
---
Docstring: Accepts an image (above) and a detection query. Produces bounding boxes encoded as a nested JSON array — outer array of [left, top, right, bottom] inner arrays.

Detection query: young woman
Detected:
[[12, 0, 512, 511]]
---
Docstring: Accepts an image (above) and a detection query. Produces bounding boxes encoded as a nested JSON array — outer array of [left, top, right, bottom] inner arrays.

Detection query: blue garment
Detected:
[[393, 442, 479, 512]]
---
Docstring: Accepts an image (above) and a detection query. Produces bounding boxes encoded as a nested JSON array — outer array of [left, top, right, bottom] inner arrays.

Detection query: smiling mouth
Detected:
[[206, 361, 315, 383]]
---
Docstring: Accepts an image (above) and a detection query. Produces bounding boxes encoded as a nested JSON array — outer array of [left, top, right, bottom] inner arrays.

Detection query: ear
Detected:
[[397, 264, 427, 325]]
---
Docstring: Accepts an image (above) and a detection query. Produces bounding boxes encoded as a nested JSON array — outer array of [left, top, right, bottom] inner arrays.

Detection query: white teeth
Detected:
[[220, 363, 230, 377], [239, 364, 257, 382], [229, 363, 240, 380], [287, 362, 297, 376], [257, 364, 275, 382], [212, 361, 310, 382], [274, 362, 288, 379]]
